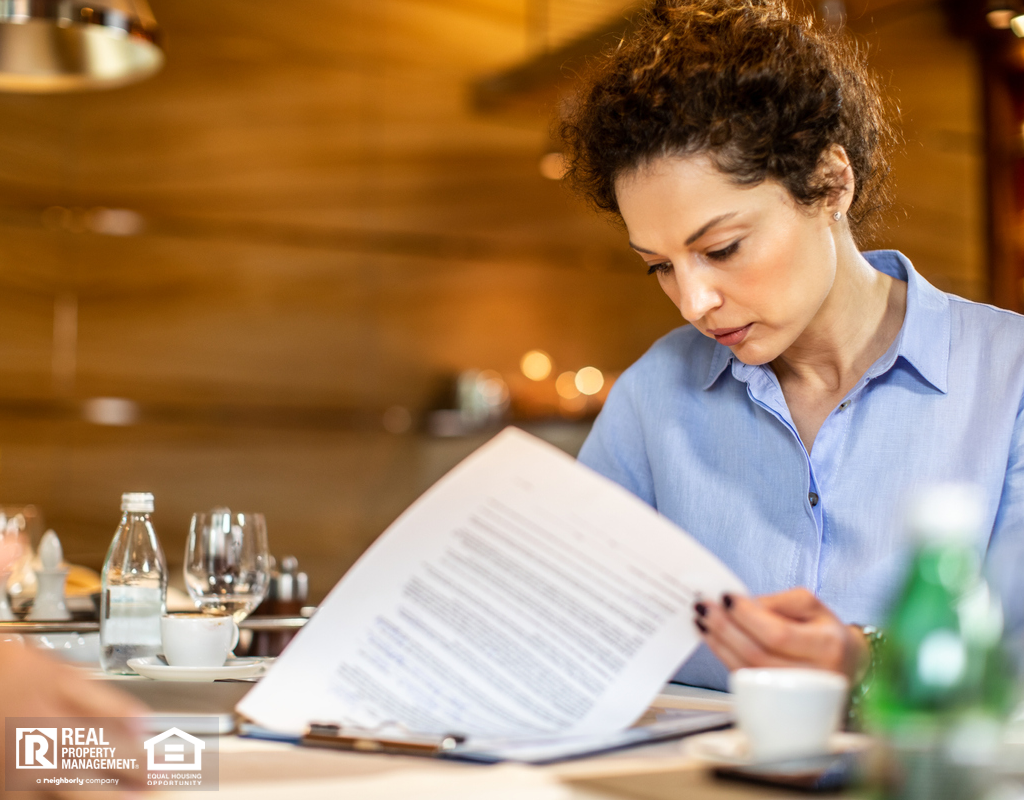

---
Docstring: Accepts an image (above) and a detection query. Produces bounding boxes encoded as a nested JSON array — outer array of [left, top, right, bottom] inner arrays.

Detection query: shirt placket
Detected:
[[758, 369, 883, 581], [806, 391, 859, 591], [743, 366, 822, 526]]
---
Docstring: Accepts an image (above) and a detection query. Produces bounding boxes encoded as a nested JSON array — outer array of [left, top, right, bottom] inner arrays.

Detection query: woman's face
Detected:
[[614, 154, 840, 366]]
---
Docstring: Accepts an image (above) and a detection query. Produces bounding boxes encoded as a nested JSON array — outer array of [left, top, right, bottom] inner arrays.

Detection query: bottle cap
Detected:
[[908, 482, 985, 543], [121, 492, 154, 513]]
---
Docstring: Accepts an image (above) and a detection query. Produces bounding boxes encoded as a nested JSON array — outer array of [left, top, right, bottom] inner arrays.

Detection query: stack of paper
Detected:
[[237, 428, 745, 760]]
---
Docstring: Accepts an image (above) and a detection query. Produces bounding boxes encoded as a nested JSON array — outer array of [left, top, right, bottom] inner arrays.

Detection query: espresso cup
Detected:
[[729, 668, 849, 762], [161, 613, 239, 668]]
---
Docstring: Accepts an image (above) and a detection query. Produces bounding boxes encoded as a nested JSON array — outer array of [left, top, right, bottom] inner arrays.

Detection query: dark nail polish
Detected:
[[695, 618, 708, 633], [694, 601, 707, 617], [722, 594, 734, 609]]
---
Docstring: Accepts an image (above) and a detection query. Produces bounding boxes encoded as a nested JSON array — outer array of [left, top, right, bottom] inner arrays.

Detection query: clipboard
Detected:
[[302, 723, 465, 756], [254, 708, 732, 764]]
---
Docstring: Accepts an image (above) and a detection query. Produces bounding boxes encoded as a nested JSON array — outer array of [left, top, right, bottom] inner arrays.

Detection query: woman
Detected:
[[562, 0, 1024, 690]]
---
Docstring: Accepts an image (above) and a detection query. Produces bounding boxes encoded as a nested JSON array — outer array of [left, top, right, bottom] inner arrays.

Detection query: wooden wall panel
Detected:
[[855, 4, 985, 299], [0, 0, 988, 600]]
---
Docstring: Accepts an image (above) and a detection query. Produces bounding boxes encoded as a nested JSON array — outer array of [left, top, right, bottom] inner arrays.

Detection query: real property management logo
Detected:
[[14, 726, 207, 772], [6, 717, 218, 792], [15, 728, 58, 769]]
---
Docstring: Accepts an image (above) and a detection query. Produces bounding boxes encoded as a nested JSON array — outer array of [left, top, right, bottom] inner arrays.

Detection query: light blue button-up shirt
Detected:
[[578, 250, 1024, 690]]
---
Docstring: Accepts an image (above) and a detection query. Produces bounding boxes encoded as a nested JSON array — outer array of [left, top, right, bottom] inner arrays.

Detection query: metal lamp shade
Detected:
[[0, 1, 163, 93]]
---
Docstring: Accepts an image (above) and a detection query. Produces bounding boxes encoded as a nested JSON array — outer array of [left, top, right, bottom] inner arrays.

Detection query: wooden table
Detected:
[[84, 670, 1024, 800], [94, 679, 814, 800]]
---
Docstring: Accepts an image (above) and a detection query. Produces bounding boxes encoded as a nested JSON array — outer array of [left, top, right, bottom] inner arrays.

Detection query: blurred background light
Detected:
[[89, 207, 146, 236], [520, 350, 553, 381], [82, 397, 140, 426], [989, 8, 1015, 28], [538, 152, 567, 180], [574, 366, 604, 396], [41, 205, 146, 235], [382, 405, 412, 434], [559, 393, 587, 415], [476, 369, 508, 403], [555, 371, 580, 400]]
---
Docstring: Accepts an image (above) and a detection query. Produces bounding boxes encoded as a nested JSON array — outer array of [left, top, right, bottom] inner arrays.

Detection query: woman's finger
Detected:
[[719, 594, 845, 666], [754, 588, 826, 621], [700, 627, 748, 671], [701, 623, 801, 671], [700, 603, 796, 668]]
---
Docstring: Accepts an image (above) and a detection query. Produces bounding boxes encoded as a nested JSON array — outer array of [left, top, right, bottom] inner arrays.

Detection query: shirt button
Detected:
[[839, 401, 850, 410], [809, 492, 819, 507]]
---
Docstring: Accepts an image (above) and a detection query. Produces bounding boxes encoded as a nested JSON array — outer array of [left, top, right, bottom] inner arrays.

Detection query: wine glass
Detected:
[[1, 505, 42, 605], [184, 509, 270, 623]]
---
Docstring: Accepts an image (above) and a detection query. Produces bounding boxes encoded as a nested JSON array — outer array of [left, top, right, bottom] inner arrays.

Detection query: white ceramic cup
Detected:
[[160, 613, 239, 668], [729, 668, 849, 762]]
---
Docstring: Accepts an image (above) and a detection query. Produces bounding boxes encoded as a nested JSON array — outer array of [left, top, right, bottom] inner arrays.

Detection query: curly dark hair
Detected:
[[560, 0, 898, 240]]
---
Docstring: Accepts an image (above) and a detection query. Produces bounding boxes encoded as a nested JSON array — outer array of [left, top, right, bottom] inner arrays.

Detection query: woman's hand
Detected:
[[694, 588, 869, 682], [0, 643, 150, 798]]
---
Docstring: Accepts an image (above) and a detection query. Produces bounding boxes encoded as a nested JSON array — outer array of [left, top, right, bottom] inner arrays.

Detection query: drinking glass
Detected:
[[1, 505, 42, 604], [184, 509, 270, 623]]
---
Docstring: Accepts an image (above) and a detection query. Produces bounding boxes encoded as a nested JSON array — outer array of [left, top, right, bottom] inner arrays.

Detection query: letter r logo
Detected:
[[15, 728, 57, 769]]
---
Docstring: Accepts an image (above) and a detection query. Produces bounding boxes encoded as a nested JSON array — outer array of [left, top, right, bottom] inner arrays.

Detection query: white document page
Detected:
[[237, 427, 746, 740]]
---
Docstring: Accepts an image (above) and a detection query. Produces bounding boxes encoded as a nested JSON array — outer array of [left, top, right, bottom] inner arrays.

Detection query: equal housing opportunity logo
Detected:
[[144, 728, 205, 771], [5, 717, 219, 792]]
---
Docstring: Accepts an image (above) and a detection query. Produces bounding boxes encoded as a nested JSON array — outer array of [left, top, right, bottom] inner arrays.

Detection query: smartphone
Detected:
[[714, 751, 861, 793]]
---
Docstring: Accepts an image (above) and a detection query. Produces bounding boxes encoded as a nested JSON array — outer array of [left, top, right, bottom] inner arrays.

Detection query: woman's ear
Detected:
[[819, 144, 855, 217]]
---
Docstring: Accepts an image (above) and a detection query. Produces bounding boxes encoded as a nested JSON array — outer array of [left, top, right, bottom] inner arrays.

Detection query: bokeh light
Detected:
[[476, 369, 509, 404], [520, 350, 553, 381], [988, 9, 1013, 28], [382, 405, 412, 434], [83, 397, 140, 426], [559, 394, 587, 414], [575, 366, 604, 396], [555, 371, 580, 399], [538, 152, 567, 181]]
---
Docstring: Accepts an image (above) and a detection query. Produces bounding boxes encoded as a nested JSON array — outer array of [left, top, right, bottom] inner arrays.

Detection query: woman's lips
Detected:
[[707, 324, 752, 346]]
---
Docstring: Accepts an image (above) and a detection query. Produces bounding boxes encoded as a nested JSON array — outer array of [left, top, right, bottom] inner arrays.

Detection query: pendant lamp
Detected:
[[0, 0, 163, 93]]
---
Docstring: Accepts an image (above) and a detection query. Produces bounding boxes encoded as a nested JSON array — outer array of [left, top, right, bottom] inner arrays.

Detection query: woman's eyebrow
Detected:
[[629, 211, 740, 255], [684, 212, 738, 245]]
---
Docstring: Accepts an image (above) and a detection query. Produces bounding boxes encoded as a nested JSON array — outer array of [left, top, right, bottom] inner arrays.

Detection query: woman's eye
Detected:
[[646, 262, 673, 276], [706, 241, 740, 261]]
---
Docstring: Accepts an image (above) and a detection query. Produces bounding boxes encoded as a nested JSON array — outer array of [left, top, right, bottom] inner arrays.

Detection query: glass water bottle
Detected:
[[867, 483, 1014, 799], [99, 492, 167, 674]]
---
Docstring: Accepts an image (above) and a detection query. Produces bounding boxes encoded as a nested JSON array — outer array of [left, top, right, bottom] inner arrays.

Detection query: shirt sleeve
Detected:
[[987, 387, 1024, 638], [576, 370, 657, 508]]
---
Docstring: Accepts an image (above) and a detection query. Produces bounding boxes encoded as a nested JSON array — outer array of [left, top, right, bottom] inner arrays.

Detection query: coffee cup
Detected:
[[729, 667, 849, 762], [161, 613, 239, 668]]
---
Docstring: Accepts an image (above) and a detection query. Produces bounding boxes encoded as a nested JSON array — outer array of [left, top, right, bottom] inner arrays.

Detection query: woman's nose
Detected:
[[674, 271, 723, 322]]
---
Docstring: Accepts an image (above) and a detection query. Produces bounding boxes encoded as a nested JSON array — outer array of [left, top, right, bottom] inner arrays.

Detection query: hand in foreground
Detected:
[[0, 643, 150, 799], [694, 588, 869, 682]]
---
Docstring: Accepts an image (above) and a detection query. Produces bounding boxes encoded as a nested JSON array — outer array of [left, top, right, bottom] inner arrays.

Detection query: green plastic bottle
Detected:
[[866, 484, 1014, 799]]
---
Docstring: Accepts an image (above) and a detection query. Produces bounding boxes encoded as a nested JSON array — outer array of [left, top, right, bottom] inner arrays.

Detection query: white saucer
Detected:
[[126, 656, 268, 682], [683, 728, 872, 765]]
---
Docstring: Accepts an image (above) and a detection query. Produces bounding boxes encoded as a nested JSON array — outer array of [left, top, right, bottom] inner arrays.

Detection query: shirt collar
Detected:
[[703, 341, 733, 389], [701, 249, 949, 393]]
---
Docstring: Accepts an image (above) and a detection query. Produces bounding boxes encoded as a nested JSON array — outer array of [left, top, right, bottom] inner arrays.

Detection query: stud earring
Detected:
[[833, 211, 842, 221]]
